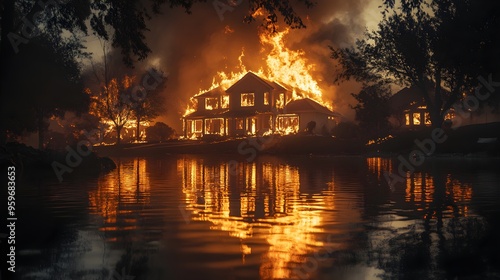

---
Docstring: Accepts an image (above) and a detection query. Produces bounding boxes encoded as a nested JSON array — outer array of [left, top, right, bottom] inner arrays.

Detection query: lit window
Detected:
[[425, 113, 432, 125], [413, 113, 421, 125], [276, 93, 285, 109], [246, 118, 256, 135], [276, 115, 299, 134], [235, 118, 244, 130], [194, 120, 202, 133], [264, 92, 270, 105], [405, 113, 410, 126], [241, 93, 254, 107], [205, 118, 224, 135], [205, 97, 219, 110], [221, 95, 229, 109]]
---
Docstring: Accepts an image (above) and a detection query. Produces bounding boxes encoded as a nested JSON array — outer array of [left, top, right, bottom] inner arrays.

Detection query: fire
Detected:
[[260, 29, 323, 102], [191, 28, 332, 111]]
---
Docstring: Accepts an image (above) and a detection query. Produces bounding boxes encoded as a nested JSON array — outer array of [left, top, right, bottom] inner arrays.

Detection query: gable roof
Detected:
[[194, 87, 226, 99], [284, 98, 342, 117], [389, 86, 426, 111], [226, 72, 287, 93]]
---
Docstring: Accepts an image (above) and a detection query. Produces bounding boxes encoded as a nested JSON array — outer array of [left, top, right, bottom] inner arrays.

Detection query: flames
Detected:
[[184, 28, 332, 116]]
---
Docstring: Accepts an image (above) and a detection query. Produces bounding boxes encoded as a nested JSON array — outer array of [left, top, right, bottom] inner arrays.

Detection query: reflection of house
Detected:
[[183, 72, 341, 138], [389, 86, 453, 128]]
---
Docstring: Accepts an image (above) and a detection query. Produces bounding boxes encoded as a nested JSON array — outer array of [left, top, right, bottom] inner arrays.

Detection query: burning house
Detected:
[[183, 72, 341, 138]]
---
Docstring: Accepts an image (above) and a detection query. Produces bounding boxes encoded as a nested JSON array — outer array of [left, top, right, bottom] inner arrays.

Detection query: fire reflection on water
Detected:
[[366, 157, 473, 218], [88, 158, 151, 235], [177, 157, 340, 279]]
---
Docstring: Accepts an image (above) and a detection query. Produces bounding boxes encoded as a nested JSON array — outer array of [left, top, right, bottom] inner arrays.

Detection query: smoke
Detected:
[[140, 0, 382, 130]]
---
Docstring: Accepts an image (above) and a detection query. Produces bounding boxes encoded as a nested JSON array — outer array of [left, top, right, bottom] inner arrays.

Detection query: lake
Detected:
[[14, 155, 500, 279]]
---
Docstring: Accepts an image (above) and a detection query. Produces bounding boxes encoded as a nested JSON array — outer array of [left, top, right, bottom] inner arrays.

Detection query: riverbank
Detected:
[[93, 122, 500, 159], [0, 142, 116, 181]]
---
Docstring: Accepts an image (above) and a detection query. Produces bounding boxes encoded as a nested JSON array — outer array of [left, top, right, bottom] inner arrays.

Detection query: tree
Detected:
[[331, 0, 500, 128], [146, 122, 175, 142], [1, 0, 315, 146], [129, 68, 167, 142], [351, 83, 392, 138], [2, 35, 87, 149], [88, 75, 135, 145]]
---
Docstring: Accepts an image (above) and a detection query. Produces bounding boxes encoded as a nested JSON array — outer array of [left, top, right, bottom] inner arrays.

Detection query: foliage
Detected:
[[1, 35, 87, 149], [129, 68, 167, 141], [87, 75, 135, 145], [331, 0, 500, 127], [351, 83, 392, 137], [1, 0, 314, 146], [146, 122, 175, 142]]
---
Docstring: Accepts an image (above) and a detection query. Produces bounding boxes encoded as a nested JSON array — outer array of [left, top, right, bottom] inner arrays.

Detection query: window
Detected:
[[276, 93, 285, 109], [205, 97, 219, 110], [235, 118, 244, 130], [221, 95, 229, 109], [264, 92, 270, 105], [241, 93, 255, 107], [205, 118, 224, 135], [189, 119, 202, 133], [413, 113, 421, 125], [424, 113, 432, 125], [405, 113, 410, 126], [247, 117, 256, 135], [277, 115, 299, 134]]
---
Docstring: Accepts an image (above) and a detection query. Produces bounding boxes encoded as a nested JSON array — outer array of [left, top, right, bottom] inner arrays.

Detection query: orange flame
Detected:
[[191, 28, 332, 112]]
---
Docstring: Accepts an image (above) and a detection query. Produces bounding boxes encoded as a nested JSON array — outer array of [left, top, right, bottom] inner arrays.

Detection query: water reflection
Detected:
[[365, 157, 499, 280], [16, 156, 500, 279], [178, 157, 340, 279]]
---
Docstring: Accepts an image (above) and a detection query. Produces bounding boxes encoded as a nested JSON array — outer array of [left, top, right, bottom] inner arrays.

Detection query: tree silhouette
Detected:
[[2, 35, 87, 149], [331, 0, 500, 128], [88, 75, 135, 145], [351, 83, 392, 138], [146, 122, 175, 142], [129, 68, 167, 142], [1, 0, 315, 146]]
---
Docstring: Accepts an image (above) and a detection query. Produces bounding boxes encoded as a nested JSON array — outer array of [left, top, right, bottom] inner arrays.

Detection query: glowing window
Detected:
[[277, 115, 299, 134], [247, 118, 256, 135], [221, 95, 229, 109], [205, 97, 219, 110], [405, 113, 410, 126], [424, 113, 432, 125], [264, 92, 270, 105], [193, 120, 202, 133], [276, 93, 285, 109], [205, 118, 224, 135], [413, 113, 421, 125], [241, 93, 254, 107], [235, 118, 244, 130]]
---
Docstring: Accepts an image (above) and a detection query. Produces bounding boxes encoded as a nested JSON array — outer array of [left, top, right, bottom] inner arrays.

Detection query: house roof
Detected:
[[226, 72, 287, 93], [284, 98, 342, 117], [194, 87, 226, 99], [389, 86, 426, 111]]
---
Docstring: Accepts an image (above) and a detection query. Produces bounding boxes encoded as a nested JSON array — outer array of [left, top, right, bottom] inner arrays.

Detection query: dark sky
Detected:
[[87, 0, 383, 131]]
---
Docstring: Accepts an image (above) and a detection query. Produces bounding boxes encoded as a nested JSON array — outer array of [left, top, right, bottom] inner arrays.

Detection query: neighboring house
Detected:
[[389, 86, 454, 129], [183, 72, 341, 138]]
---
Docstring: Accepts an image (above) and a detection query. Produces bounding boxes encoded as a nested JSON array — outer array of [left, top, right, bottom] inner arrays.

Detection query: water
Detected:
[[14, 155, 500, 279]]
